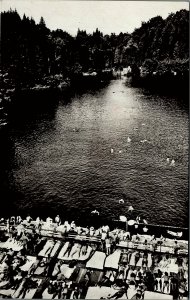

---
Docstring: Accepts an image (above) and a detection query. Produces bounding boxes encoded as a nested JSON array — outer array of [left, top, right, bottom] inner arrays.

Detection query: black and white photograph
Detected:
[[0, 0, 189, 299]]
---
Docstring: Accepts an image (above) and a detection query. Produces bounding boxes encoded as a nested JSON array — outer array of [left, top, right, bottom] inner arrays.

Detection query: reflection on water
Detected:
[[0, 79, 188, 227]]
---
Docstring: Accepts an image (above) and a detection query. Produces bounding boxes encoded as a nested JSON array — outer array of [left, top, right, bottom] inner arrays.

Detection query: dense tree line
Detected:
[[0, 8, 189, 94], [121, 9, 189, 80]]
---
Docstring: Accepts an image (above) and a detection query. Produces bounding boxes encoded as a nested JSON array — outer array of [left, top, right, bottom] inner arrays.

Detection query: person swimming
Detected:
[[140, 139, 148, 143], [91, 210, 100, 215], [128, 205, 134, 212]]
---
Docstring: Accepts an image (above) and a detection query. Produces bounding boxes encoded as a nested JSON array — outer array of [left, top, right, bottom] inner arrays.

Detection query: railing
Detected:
[[116, 239, 188, 255]]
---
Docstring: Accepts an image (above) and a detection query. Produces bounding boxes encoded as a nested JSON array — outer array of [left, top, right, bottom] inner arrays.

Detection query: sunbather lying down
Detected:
[[60, 263, 77, 280], [57, 242, 92, 261], [69, 243, 82, 258], [34, 258, 50, 275], [107, 286, 128, 299], [13, 275, 40, 299]]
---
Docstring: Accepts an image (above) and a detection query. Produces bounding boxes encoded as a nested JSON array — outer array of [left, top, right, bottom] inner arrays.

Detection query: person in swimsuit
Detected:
[[163, 272, 169, 293], [179, 279, 186, 299], [135, 288, 142, 299], [107, 283, 128, 299], [135, 252, 140, 266], [73, 287, 80, 299]]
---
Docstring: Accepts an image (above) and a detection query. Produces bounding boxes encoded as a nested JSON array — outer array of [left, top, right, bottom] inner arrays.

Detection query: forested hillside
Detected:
[[121, 9, 189, 82], [0, 9, 189, 96]]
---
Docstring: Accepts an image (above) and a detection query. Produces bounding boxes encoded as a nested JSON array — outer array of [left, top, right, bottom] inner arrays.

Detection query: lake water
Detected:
[[0, 79, 188, 227]]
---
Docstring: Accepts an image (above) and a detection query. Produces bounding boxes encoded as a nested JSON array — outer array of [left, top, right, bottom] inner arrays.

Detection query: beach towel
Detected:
[[85, 286, 117, 300], [0, 288, 15, 298], [105, 249, 121, 269], [127, 286, 137, 299], [38, 240, 55, 257], [60, 264, 76, 279], [79, 245, 92, 261], [144, 291, 173, 299], [2, 238, 23, 251], [42, 288, 54, 299], [136, 257, 143, 267], [34, 259, 49, 276], [69, 243, 82, 260], [58, 243, 81, 261], [57, 242, 70, 260], [20, 256, 37, 272], [50, 241, 61, 258], [129, 252, 136, 266], [86, 251, 106, 270]]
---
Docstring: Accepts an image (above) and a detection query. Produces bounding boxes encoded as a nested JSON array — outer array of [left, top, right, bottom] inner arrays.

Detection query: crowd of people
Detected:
[[0, 215, 188, 299]]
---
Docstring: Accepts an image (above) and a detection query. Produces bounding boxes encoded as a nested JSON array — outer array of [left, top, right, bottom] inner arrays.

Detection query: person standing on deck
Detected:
[[26, 215, 32, 223], [127, 206, 134, 221], [6, 219, 10, 234], [105, 237, 111, 255], [55, 215, 61, 225], [174, 241, 179, 255]]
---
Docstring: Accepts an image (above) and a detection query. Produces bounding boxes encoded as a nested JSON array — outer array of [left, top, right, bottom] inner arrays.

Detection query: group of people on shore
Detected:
[[0, 214, 188, 300], [0, 214, 183, 256]]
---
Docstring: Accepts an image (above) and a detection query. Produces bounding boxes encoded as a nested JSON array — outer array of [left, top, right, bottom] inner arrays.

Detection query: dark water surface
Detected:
[[0, 79, 188, 227]]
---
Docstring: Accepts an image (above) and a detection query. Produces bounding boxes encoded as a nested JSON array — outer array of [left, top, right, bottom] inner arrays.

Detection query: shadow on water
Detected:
[[59, 80, 110, 106], [0, 82, 109, 218], [0, 89, 62, 217], [124, 79, 189, 111], [9, 89, 59, 123], [0, 134, 19, 216]]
